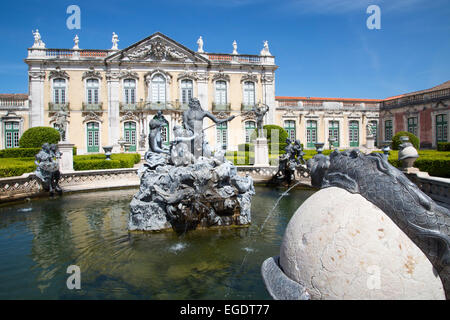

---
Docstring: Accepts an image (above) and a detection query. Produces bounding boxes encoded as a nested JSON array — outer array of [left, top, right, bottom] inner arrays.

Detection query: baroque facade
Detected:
[[21, 32, 277, 153], [275, 97, 382, 149], [0, 31, 449, 153]]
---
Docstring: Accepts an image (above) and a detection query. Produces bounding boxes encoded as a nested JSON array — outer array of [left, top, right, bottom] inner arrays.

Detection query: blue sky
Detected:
[[0, 0, 449, 99]]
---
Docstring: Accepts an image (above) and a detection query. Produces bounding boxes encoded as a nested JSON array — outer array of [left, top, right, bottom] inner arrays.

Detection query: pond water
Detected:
[[0, 186, 315, 300]]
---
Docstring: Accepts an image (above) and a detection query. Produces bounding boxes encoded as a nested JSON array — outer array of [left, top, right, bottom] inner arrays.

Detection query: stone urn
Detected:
[[103, 146, 113, 160], [398, 136, 419, 172], [314, 143, 325, 154]]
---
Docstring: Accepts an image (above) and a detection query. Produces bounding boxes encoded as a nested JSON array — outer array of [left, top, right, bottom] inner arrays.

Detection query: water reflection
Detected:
[[0, 186, 315, 299]]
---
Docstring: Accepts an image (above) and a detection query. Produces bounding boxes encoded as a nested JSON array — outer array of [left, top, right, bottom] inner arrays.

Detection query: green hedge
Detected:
[[0, 158, 36, 178], [73, 159, 123, 171], [0, 147, 77, 158], [0, 148, 41, 158], [73, 153, 141, 171], [437, 142, 450, 151], [19, 127, 60, 148], [392, 131, 420, 150]]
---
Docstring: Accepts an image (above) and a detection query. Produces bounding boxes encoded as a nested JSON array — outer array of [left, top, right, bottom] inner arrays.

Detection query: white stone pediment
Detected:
[[106, 32, 209, 64]]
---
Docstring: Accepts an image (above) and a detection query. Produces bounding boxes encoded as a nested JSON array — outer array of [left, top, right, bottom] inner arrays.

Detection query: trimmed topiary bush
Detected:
[[19, 127, 60, 148], [250, 125, 289, 144], [392, 131, 420, 150]]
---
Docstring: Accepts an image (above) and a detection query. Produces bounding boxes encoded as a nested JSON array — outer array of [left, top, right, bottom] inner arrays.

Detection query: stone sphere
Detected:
[[280, 187, 445, 300]]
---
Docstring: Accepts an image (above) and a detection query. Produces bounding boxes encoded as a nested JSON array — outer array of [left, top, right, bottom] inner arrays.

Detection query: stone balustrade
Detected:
[[406, 173, 450, 208]]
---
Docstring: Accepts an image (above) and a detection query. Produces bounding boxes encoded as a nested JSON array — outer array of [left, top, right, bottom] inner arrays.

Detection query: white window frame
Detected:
[[85, 78, 101, 105], [180, 78, 194, 106], [123, 78, 137, 105]]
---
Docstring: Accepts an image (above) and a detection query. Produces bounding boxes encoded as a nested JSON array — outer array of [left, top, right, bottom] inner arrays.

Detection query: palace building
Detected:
[[8, 31, 277, 153], [0, 31, 448, 153]]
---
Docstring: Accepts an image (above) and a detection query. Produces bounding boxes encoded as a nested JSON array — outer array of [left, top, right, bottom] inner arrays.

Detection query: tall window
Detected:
[[215, 81, 227, 105], [243, 81, 255, 106], [436, 114, 448, 143], [385, 120, 393, 141], [161, 124, 169, 146], [86, 122, 99, 153], [124, 121, 136, 152], [53, 78, 66, 105], [329, 121, 340, 147], [284, 120, 296, 141], [86, 79, 99, 105], [216, 122, 228, 150], [407, 117, 418, 137], [4, 121, 19, 149], [151, 75, 166, 103], [369, 120, 378, 146], [124, 79, 136, 105], [349, 120, 359, 147], [306, 120, 317, 148], [181, 79, 193, 105], [245, 121, 256, 143]]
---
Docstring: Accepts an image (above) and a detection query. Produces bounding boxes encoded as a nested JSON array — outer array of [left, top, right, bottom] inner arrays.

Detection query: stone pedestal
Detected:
[[58, 142, 74, 173], [254, 137, 269, 166], [366, 136, 375, 149]]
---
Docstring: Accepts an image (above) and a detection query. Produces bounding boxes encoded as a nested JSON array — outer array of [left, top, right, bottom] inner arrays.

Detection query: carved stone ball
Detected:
[[280, 187, 445, 300]]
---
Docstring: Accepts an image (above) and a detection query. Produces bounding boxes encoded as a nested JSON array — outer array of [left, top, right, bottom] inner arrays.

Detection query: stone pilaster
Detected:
[[262, 72, 276, 124], [106, 71, 121, 150], [28, 70, 46, 127]]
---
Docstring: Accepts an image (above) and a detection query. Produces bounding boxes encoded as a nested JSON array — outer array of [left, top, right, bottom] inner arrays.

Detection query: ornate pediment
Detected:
[[106, 32, 209, 64], [241, 72, 258, 83], [119, 69, 139, 80], [241, 111, 256, 121], [121, 112, 139, 122], [145, 69, 173, 84], [82, 111, 103, 123], [211, 72, 230, 82], [49, 67, 70, 80], [177, 70, 198, 81], [82, 67, 102, 80]]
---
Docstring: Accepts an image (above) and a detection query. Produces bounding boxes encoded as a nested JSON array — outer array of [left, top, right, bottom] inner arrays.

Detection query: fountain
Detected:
[[129, 98, 255, 233], [268, 138, 309, 186], [34, 143, 62, 195], [262, 149, 450, 300]]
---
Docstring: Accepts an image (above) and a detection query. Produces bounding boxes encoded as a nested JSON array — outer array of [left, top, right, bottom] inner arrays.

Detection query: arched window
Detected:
[[329, 121, 340, 147], [245, 121, 256, 143], [385, 120, 393, 141], [151, 74, 166, 103], [436, 114, 448, 144], [124, 121, 137, 152], [369, 120, 378, 146], [217, 121, 228, 150], [215, 81, 227, 106], [124, 79, 136, 105], [181, 79, 193, 106], [407, 117, 418, 137], [284, 120, 296, 141], [4, 121, 20, 149], [306, 120, 317, 148], [86, 122, 100, 153], [243, 81, 255, 107], [86, 79, 99, 105], [53, 78, 66, 105], [349, 120, 359, 147]]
